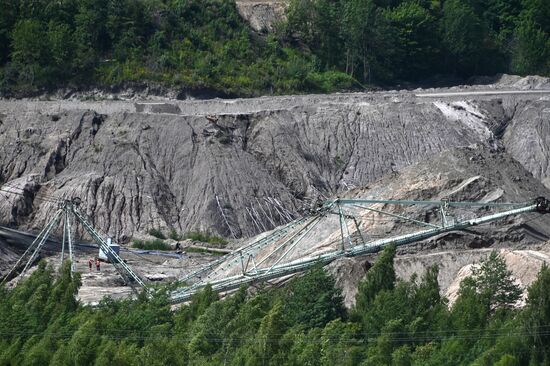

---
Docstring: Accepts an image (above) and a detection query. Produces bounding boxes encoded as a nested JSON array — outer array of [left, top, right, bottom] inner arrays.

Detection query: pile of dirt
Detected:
[[1, 78, 549, 243]]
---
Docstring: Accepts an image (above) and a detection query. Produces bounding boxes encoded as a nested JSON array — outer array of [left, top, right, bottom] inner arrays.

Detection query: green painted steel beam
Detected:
[[170, 199, 547, 303], [334, 198, 529, 208]]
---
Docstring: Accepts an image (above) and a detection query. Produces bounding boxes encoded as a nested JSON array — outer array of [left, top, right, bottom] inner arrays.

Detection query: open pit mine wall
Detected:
[[0, 86, 549, 242]]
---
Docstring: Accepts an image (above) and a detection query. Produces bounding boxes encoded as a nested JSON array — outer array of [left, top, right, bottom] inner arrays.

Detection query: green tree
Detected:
[[392, 345, 412, 366], [364, 318, 407, 366], [0, 0, 18, 64], [472, 251, 522, 311], [413, 265, 443, 316], [22, 329, 58, 365], [50, 344, 72, 366], [283, 265, 345, 329], [354, 244, 397, 317], [384, 1, 440, 80], [73, 0, 108, 74], [140, 336, 187, 366], [174, 284, 219, 332], [481, 0, 522, 41], [511, 18, 550, 75], [95, 340, 118, 366], [451, 276, 489, 331], [66, 320, 101, 365], [441, 0, 498, 75], [494, 354, 520, 366], [447, 251, 522, 364], [0, 261, 54, 337], [342, 0, 396, 82], [320, 319, 364, 366], [285, 0, 343, 69], [523, 264, 550, 362], [521, 0, 550, 33], [283, 327, 322, 366], [256, 300, 287, 363], [408, 266, 449, 339], [10, 19, 49, 85], [0, 338, 23, 366], [45, 261, 81, 318], [47, 21, 75, 76]]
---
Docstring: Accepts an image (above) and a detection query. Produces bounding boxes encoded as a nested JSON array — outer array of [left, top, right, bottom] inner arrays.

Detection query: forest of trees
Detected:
[[283, 0, 550, 83], [2, 246, 550, 365], [0, 0, 549, 97], [0, 0, 355, 96]]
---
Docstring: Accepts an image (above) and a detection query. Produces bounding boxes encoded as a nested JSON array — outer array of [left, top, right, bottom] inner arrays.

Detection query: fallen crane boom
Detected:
[[170, 197, 550, 303]]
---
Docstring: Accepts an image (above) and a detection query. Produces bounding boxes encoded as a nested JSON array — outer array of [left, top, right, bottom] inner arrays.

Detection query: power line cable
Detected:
[[1, 327, 549, 343], [0, 184, 61, 204]]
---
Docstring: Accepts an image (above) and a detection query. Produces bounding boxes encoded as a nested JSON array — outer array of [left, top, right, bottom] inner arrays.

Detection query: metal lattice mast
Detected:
[[1, 209, 64, 285], [20, 210, 64, 276], [65, 209, 75, 272], [2, 199, 150, 296], [69, 203, 150, 294], [60, 214, 66, 264]]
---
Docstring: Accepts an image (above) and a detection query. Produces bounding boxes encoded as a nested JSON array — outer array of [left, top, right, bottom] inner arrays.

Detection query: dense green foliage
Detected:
[[0, 0, 354, 96], [2, 248, 550, 365], [148, 228, 167, 240], [169, 229, 182, 241], [1, 0, 548, 96], [185, 231, 228, 246], [133, 228, 228, 250], [283, 0, 550, 83]]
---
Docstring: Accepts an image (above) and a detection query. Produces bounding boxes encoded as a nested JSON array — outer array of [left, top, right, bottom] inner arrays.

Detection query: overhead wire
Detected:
[[0, 187, 58, 203], [0, 183, 61, 204], [1, 325, 550, 343]]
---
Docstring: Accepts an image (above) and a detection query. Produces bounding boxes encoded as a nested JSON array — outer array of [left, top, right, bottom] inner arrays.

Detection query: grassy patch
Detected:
[[185, 231, 228, 246], [132, 239, 171, 251], [169, 229, 182, 241], [148, 228, 166, 240]]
